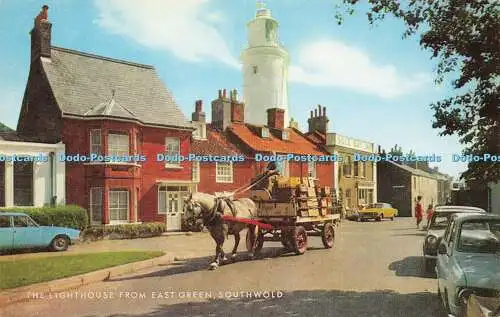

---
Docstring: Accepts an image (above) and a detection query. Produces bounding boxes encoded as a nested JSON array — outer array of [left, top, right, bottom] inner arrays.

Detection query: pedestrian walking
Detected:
[[415, 196, 423, 229], [426, 204, 434, 229]]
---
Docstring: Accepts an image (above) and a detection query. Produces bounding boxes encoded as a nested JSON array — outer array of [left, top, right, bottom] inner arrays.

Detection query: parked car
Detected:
[[466, 294, 500, 317], [423, 205, 486, 271], [357, 203, 398, 221], [436, 213, 500, 317], [0, 212, 81, 252]]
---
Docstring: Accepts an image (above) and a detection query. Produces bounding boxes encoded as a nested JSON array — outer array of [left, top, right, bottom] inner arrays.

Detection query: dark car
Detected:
[[422, 205, 486, 271]]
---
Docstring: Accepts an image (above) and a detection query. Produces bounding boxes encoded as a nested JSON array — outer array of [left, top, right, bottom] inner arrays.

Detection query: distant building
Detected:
[[305, 106, 377, 212], [377, 161, 442, 217]]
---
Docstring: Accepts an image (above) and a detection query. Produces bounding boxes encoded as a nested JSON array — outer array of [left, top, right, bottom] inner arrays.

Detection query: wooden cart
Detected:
[[242, 177, 341, 255]]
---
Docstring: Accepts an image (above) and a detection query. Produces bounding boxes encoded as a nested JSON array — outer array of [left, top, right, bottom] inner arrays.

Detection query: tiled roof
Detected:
[[304, 130, 326, 144], [386, 160, 442, 179], [41, 47, 192, 129], [0, 132, 41, 142], [191, 125, 245, 156], [228, 123, 327, 155], [0, 122, 13, 132]]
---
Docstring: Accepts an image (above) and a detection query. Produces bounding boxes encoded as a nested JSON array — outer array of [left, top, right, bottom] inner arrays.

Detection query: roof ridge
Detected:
[[51, 46, 154, 69]]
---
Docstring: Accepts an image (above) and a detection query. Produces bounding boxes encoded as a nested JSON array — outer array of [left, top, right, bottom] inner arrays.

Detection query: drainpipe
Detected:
[[49, 152, 55, 206]]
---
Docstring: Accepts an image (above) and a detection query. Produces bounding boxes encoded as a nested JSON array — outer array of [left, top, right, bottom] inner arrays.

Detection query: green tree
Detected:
[[335, 0, 500, 183]]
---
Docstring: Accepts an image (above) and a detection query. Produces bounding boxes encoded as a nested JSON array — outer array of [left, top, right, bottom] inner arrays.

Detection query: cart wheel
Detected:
[[292, 226, 308, 255], [321, 223, 335, 248], [246, 226, 264, 254], [281, 228, 294, 250]]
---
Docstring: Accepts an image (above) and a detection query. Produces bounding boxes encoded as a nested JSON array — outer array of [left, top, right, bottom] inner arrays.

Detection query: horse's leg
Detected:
[[231, 232, 240, 260]]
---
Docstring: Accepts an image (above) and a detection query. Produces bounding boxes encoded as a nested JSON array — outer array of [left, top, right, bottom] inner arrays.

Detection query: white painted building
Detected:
[[0, 137, 65, 208], [326, 133, 378, 206], [241, 1, 290, 126]]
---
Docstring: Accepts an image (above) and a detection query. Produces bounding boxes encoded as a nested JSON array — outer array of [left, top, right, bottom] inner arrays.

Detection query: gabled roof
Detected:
[[228, 123, 327, 155], [386, 160, 441, 179], [0, 122, 13, 132], [304, 130, 326, 144], [191, 125, 245, 157], [41, 47, 192, 129]]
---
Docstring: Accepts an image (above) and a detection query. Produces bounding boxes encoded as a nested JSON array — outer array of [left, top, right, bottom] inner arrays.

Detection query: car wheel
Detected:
[[390, 216, 394, 221], [375, 215, 382, 221], [51, 235, 69, 252]]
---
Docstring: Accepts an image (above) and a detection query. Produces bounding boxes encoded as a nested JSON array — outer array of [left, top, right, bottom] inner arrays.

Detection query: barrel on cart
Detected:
[[245, 176, 341, 256]]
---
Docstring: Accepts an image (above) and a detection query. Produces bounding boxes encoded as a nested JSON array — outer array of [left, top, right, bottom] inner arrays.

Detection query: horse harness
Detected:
[[202, 196, 237, 226]]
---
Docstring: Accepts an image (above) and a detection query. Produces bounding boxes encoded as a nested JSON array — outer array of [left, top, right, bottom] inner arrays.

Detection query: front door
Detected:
[[166, 191, 182, 231], [0, 215, 13, 250]]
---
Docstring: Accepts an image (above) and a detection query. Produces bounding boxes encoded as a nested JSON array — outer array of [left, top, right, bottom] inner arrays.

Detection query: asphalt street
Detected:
[[1, 218, 447, 317]]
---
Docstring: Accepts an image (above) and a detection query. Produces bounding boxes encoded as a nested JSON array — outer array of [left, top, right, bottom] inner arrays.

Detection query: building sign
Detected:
[[327, 133, 374, 153]]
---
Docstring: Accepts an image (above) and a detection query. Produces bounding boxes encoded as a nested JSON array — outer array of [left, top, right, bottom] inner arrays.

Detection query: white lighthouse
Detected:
[[241, 1, 290, 126]]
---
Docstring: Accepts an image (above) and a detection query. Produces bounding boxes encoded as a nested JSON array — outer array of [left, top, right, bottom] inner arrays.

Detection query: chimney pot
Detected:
[[314, 109, 318, 117], [195, 100, 203, 112], [218, 90, 222, 98], [223, 89, 227, 99], [310, 110, 313, 118], [323, 107, 326, 116]]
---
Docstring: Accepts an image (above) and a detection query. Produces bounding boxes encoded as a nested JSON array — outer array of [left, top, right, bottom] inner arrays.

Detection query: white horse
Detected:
[[184, 192, 258, 270]]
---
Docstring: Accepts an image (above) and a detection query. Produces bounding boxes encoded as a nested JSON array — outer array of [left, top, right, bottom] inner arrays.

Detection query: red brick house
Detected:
[[190, 89, 335, 193], [16, 7, 196, 230]]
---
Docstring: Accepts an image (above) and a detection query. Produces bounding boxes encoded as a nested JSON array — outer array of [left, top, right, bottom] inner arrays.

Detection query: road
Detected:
[[1, 218, 447, 317]]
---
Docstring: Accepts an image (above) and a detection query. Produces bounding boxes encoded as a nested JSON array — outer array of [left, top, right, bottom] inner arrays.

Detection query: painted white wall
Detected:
[[241, 6, 289, 126], [0, 141, 65, 207], [490, 182, 500, 214]]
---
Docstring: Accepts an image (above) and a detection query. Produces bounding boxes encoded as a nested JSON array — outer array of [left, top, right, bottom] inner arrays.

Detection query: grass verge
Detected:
[[0, 251, 164, 290]]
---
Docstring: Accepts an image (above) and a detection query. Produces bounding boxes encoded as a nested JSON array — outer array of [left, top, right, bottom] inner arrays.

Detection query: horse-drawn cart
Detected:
[[236, 176, 341, 256]]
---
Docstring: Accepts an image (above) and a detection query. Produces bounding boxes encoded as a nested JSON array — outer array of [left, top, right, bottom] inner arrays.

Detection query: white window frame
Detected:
[[90, 187, 103, 225], [158, 186, 167, 214], [90, 129, 102, 155], [192, 122, 207, 140], [108, 133, 129, 157], [108, 190, 129, 224], [282, 131, 289, 140], [216, 162, 233, 183], [192, 161, 200, 182], [276, 159, 290, 177], [261, 127, 269, 138], [165, 137, 181, 168], [308, 161, 316, 178]]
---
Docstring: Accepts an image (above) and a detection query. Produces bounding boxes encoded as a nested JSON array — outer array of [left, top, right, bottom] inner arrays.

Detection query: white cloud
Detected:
[[93, 0, 239, 68], [289, 40, 432, 99]]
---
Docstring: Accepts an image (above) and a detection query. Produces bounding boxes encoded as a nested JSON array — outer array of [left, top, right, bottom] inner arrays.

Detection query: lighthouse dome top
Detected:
[[256, 0, 271, 17]]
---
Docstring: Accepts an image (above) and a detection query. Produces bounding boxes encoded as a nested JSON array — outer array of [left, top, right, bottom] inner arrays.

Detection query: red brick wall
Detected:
[[197, 160, 255, 196], [61, 118, 193, 224], [267, 108, 285, 130]]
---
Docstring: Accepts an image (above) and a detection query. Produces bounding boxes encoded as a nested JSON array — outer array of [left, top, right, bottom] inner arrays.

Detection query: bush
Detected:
[[0, 205, 88, 231], [82, 222, 167, 240]]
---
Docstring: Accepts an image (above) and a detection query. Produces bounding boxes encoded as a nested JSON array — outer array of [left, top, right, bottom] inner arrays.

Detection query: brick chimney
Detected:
[[212, 89, 232, 130], [230, 89, 244, 123], [30, 5, 52, 62], [267, 108, 285, 130], [307, 105, 329, 134], [192, 100, 205, 123]]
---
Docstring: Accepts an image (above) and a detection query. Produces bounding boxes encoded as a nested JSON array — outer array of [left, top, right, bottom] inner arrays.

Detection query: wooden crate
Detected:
[[276, 177, 302, 188], [273, 188, 296, 201], [308, 209, 320, 217], [257, 201, 297, 217], [321, 186, 331, 196], [318, 198, 328, 207], [298, 184, 308, 193], [319, 207, 328, 216], [307, 187, 316, 197]]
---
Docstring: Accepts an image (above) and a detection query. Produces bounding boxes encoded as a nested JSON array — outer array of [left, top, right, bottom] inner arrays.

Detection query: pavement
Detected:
[[0, 218, 448, 317]]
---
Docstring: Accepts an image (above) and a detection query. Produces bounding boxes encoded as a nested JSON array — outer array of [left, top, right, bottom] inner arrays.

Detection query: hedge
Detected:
[[0, 205, 88, 231], [82, 223, 167, 240]]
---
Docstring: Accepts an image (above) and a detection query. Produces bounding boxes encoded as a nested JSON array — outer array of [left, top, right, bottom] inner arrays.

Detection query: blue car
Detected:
[[436, 213, 500, 317], [0, 212, 81, 252]]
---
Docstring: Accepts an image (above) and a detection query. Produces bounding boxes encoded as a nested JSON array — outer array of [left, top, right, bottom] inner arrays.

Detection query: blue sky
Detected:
[[0, 0, 467, 178]]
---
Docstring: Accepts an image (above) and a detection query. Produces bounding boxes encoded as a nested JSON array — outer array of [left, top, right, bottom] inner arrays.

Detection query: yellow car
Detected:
[[358, 203, 398, 221]]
